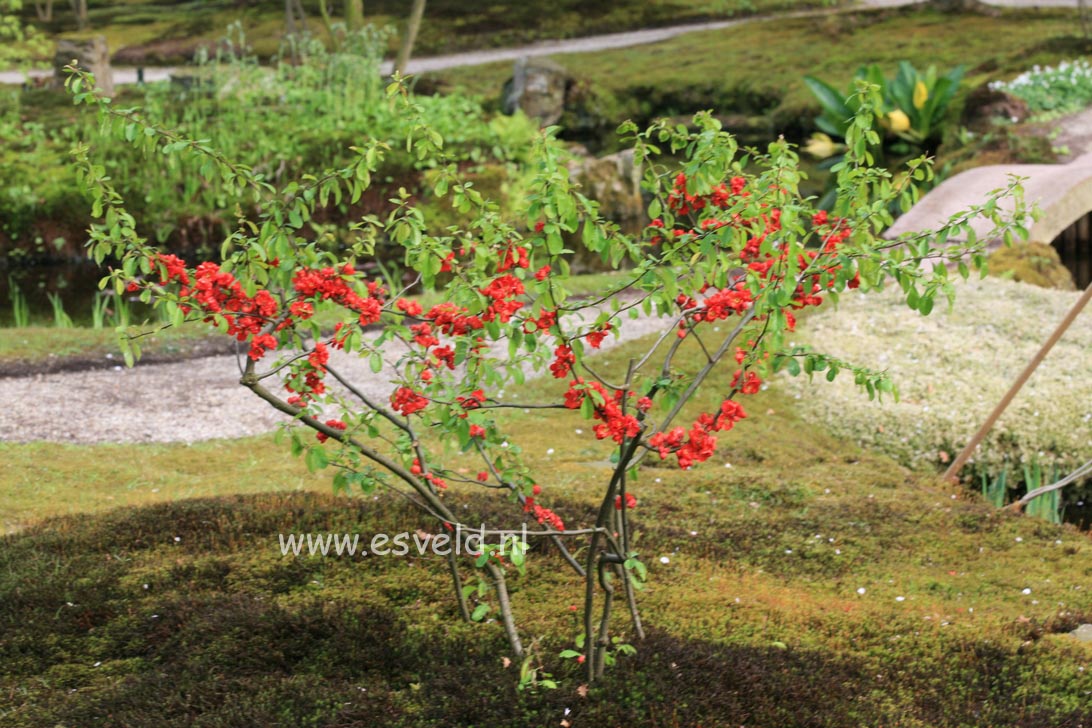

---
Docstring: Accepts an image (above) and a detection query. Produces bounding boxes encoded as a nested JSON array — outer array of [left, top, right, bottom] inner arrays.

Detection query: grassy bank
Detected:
[[11, 0, 847, 67], [1, 330, 1090, 725], [432, 5, 1084, 138]]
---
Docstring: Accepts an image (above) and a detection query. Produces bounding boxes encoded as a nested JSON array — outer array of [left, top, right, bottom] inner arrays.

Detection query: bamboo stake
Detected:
[[943, 280, 1092, 482]]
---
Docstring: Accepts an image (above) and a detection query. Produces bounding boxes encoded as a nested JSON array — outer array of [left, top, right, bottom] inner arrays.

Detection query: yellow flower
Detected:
[[886, 109, 911, 133], [913, 80, 929, 110], [803, 132, 837, 159]]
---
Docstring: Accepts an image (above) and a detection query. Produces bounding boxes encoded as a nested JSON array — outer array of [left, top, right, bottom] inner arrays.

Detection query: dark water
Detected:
[[0, 261, 154, 326]]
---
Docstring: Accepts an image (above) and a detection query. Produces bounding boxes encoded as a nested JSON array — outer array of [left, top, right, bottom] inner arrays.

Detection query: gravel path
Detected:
[[0, 307, 676, 444], [1, 1, 1080, 86]]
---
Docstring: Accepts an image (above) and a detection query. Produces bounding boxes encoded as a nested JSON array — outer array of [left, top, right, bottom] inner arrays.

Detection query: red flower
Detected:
[[392, 386, 429, 416], [396, 298, 423, 317], [315, 419, 347, 443], [549, 344, 575, 379], [614, 492, 638, 511]]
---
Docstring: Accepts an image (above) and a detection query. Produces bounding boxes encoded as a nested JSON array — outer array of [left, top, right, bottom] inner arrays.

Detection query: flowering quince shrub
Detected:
[[67, 69, 1029, 684]]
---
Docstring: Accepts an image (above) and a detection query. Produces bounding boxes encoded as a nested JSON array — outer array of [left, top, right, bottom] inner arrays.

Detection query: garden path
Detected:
[[0, 304, 676, 444], [0, 1, 1080, 86]]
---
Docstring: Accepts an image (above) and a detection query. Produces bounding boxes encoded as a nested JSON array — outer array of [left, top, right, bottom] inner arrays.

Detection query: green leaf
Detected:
[[305, 447, 329, 472], [470, 604, 490, 622]]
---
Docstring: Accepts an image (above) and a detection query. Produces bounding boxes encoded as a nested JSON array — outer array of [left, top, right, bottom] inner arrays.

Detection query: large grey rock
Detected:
[[569, 148, 644, 222], [54, 36, 113, 97], [1071, 624, 1092, 642], [502, 56, 571, 127]]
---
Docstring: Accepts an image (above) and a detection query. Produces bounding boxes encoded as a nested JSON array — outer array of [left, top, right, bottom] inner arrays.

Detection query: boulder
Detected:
[[502, 57, 571, 127], [569, 148, 644, 223], [54, 36, 113, 97], [962, 83, 1031, 133], [1071, 624, 1092, 642]]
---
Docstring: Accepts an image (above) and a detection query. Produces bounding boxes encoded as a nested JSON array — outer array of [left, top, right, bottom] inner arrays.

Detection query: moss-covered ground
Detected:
[[1, 332, 1089, 726], [431, 5, 1086, 140], [15, 0, 845, 66]]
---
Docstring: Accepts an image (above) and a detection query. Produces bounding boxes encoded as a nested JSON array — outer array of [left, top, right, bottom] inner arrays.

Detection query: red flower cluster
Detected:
[[562, 379, 642, 444], [391, 386, 429, 416], [585, 323, 612, 349], [285, 341, 330, 406], [157, 258, 281, 361], [648, 398, 748, 469], [614, 492, 637, 511], [425, 302, 484, 337], [315, 419, 347, 443], [292, 265, 383, 326], [456, 390, 486, 410], [524, 499, 565, 531], [498, 245, 530, 272], [730, 369, 762, 395], [549, 344, 575, 379], [396, 298, 423, 317], [666, 172, 748, 217], [154, 253, 190, 285], [479, 274, 526, 323]]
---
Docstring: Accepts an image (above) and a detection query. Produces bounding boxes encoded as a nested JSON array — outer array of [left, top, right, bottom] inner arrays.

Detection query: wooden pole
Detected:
[[943, 279, 1092, 482]]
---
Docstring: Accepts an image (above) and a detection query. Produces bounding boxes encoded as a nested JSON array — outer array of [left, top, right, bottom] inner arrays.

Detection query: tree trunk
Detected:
[[394, 0, 425, 77], [285, 0, 297, 36], [344, 0, 363, 31], [35, 0, 54, 22], [317, 0, 336, 43], [70, 0, 87, 29]]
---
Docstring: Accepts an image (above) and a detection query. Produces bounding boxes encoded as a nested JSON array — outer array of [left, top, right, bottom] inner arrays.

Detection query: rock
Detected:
[[502, 57, 571, 127], [1070, 624, 1092, 642], [962, 83, 1031, 133], [569, 149, 644, 223], [54, 36, 113, 97]]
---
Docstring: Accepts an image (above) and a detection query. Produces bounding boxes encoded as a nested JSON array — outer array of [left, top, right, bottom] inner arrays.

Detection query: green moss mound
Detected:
[[989, 241, 1077, 290], [2, 423, 1090, 726]]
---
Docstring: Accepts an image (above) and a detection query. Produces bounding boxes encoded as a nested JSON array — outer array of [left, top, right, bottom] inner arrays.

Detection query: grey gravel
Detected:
[[1, 306, 676, 444]]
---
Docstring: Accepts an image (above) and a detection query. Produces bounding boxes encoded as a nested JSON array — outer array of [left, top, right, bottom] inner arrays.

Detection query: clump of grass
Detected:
[[46, 292, 73, 328], [6, 277, 30, 328]]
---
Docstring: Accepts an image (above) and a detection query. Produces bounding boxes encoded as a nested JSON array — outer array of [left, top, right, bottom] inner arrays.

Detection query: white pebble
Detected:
[[1022, 588, 1032, 595], [660, 556, 670, 564], [895, 596, 905, 602], [857, 587, 866, 595]]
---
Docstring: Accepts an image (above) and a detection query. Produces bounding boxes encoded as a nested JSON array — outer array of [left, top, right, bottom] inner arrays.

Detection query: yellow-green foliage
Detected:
[[989, 241, 1077, 290], [780, 276, 1092, 483]]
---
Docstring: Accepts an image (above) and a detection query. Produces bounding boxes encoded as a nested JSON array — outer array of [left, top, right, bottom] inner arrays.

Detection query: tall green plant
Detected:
[[804, 62, 964, 150], [6, 277, 30, 327], [47, 292, 73, 328]]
